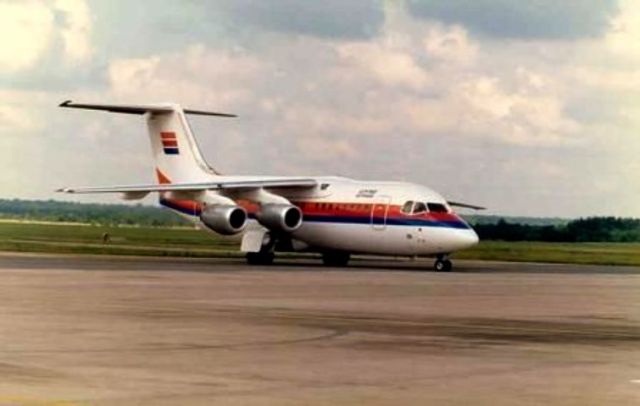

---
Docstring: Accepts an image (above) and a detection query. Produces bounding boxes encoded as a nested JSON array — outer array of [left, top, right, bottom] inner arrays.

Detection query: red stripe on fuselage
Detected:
[[294, 201, 464, 223], [162, 140, 178, 147], [161, 131, 176, 139], [161, 197, 464, 225]]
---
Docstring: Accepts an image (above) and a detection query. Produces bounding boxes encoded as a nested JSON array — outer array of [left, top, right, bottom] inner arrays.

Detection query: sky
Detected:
[[1, 0, 639, 217]]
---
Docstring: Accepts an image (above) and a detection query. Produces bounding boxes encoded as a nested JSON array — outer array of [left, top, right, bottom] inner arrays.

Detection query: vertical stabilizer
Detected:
[[145, 105, 218, 184]]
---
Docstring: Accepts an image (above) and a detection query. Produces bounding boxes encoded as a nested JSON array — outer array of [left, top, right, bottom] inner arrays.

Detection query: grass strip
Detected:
[[1, 222, 639, 266]]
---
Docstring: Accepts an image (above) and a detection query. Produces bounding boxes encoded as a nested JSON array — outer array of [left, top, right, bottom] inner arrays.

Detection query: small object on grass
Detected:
[[102, 232, 111, 244]]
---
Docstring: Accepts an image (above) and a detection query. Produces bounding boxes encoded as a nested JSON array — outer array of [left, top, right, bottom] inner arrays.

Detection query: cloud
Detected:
[[0, 1, 54, 72], [220, 0, 385, 39], [55, 0, 92, 63], [86, 0, 384, 65], [336, 42, 430, 90], [407, 0, 619, 39], [0, 0, 94, 90], [0, 105, 40, 133], [423, 25, 477, 64], [107, 45, 266, 108], [0, 0, 92, 73], [605, 0, 640, 60]]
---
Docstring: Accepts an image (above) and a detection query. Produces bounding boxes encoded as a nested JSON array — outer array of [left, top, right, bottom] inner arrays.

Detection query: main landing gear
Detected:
[[245, 232, 276, 265], [434, 254, 452, 272], [246, 251, 275, 265], [321, 251, 351, 267]]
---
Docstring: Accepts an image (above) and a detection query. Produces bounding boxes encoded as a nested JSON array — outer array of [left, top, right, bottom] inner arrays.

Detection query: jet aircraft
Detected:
[[58, 101, 482, 271]]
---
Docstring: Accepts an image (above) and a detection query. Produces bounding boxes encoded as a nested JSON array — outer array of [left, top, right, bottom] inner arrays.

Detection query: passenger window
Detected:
[[413, 202, 427, 214], [401, 201, 414, 214], [427, 203, 448, 213]]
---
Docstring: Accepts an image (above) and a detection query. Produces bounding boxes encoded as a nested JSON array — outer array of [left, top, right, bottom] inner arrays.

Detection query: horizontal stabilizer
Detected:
[[59, 100, 236, 117]]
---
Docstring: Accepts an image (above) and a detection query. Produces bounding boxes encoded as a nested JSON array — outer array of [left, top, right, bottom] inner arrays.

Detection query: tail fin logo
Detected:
[[161, 132, 179, 155], [156, 168, 171, 184]]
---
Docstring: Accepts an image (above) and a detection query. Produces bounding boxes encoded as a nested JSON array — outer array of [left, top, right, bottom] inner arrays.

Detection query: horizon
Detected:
[[2, 197, 638, 222]]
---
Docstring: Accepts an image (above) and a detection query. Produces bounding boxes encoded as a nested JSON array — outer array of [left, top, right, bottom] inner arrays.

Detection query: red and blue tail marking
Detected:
[[161, 131, 179, 155]]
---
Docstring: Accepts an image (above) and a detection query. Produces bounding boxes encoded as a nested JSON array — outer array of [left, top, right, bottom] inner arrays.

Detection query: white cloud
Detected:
[[454, 75, 580, 145], [0, 1, 54, 72], [336, 41, 430, 90], [605, 0, 640, 60], [0, 105, 39, 133], [424, 24, 477, 65], [0, 0, 91, 74], [108, 45, 265, 108], [55, 0, 93, 63]]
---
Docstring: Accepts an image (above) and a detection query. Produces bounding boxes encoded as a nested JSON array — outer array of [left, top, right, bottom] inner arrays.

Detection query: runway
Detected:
[[0, 253, 639, 405]]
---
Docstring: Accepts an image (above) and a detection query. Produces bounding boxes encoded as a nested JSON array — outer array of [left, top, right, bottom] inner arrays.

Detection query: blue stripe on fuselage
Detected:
[[302, 214, 471, 229], [160, 199, 470, 230]]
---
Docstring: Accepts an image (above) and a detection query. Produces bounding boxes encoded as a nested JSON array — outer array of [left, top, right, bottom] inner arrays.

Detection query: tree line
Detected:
[[1, 199, 639, 242], [0, 199, 188, 227], [471, 217, 640, 243]]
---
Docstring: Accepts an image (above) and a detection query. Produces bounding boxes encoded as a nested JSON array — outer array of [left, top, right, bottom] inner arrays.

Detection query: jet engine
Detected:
[[256, 204, 303, 233], [200, 205, 248, 235]]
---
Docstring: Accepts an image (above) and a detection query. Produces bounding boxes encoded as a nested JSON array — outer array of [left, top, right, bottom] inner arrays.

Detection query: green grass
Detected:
[[0, 221, 241, 258], [1, 221, 639, 266], [456, 241, 640, 266]]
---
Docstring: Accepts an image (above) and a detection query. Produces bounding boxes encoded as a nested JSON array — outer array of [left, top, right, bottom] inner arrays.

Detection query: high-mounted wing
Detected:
[[447, 201, 486, 211], [57, 178, 318, 194]]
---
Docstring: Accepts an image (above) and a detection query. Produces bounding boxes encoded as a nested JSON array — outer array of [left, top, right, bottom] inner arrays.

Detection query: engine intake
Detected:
[[256, 204, 303, 233], [200, 205, 247, 235]]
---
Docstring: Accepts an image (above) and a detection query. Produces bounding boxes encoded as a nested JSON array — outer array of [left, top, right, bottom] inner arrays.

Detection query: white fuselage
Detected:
[[162, 176, 479, 257]]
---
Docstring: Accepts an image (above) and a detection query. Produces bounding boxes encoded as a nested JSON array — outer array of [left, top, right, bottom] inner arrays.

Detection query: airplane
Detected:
[[57, 101, 482, 271]]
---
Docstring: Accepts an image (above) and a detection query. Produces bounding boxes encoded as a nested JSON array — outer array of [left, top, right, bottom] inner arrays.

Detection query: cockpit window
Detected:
[[427, 202, 448, 213], [413, 202, 427, 214], [401, 201, 414, 214]]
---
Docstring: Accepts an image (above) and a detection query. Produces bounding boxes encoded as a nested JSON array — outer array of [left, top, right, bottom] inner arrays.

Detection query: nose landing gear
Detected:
[[434, 254, 452, 272]]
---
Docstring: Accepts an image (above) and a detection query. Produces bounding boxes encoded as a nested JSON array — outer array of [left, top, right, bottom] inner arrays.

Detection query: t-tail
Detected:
[[59, 101, 236, 185]]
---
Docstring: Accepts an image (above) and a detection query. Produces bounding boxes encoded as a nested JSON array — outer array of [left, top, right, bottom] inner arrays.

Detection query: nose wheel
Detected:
[[434, 255, 452, 272]]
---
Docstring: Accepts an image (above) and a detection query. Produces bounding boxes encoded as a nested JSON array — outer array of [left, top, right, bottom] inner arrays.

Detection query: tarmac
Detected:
[[0, 252, 639, 405]]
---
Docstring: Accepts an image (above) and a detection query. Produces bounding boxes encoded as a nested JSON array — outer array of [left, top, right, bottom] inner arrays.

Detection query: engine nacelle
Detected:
[[256, 204, 303, 233], [200, 205, 247, 235]]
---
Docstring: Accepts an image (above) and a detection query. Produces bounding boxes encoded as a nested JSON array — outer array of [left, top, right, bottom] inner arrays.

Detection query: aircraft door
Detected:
[[370, 196, 391, 230]]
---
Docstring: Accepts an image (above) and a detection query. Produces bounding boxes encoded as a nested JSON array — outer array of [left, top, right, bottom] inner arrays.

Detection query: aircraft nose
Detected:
[[456, 228, 479, 250]]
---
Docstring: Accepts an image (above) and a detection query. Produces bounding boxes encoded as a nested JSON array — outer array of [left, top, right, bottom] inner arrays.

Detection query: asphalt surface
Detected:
[[0, 253, 639, 405]]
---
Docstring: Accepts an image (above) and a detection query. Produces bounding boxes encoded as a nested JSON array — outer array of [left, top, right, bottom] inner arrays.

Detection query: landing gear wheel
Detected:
[[246, 251, 275, 265], [322, 251, 351, 267], [434, 259, 452, 272]]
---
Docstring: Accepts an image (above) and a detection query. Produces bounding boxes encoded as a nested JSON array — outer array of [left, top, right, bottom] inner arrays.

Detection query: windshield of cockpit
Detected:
[[401, 200, 449, 215]]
